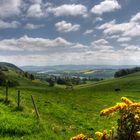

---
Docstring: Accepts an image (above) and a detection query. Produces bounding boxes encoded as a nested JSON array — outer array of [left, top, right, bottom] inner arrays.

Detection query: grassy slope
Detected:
[[0, 71, 139, 139]]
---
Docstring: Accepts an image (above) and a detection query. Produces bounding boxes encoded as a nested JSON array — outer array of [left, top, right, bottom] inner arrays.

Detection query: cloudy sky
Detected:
[[0, 0, 140, 66]]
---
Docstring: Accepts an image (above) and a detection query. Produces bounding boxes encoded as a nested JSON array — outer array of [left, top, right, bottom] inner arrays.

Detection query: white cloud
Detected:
[[55, 20, 80, 32], [83, 29, 94, 35], [72, 43, 87, 48], [130, 12, 140, 23], [91, 0, 121, 15], [106, 35, 119, 39], [95, 17, 103, 22], [27, 4, 44, 18], [1, 45, 140, 66], [91, 39, 113, 50], [0, 0, 21, 18], [124, 45, 140, 51], [46, 4, 87, 17], [24, 23, 45, 29], [0, 20, 20, 29], [97, 12, 140, 38], [97, 20, 134, 35], [0, 36, 73, 52], [117, 37, 131, 42]]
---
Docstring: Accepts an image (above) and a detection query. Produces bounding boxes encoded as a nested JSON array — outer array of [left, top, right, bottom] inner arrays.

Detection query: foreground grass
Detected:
[[0, 72, 139, 139]]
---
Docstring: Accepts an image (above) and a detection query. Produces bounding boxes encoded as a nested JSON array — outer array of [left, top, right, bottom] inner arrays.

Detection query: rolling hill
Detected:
[[0, 63, 140, 139], [76, 71, 140, 92], [0, 62, 47, 87]]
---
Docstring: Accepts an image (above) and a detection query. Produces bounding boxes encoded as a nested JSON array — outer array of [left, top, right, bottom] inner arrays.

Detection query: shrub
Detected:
[[0, 71, 6, 86], [7, 80, 19, 87], [71, 97, 140, 140]]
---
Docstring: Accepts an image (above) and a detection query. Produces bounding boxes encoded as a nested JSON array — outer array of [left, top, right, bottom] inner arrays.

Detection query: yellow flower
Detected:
[[136, 131, 140, 137], [70, 134, 86, 140], [121, 97, 133, 105], [95, 130, 109, 139], [134, 114, 140, 122], [95, 131, 103, 137], [130, 103, 140, 108], [100, 106, 121, 116], [116, 102, 127, 109]]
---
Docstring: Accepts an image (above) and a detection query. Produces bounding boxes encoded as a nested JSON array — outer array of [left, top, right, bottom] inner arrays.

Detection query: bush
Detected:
[[0, 71, 6, 86], [7, 80, 19, 87], [71, 97, 140, 140]]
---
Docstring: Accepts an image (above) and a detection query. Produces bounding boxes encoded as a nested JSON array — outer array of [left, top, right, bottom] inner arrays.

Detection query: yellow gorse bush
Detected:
[[70, 97, 140, 140], [100, 102, 127, 116], [100, 97, 140, 139], [70, 134, 86, 140], [121, 97, 133, 105], [70, 134, 94, 140], [95, 130, 110, 140]]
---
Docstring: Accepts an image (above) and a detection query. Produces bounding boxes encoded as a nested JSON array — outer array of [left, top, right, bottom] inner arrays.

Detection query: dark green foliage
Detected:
[[0, 71, 6, 86], [0, 66, 8, 71], [114, 67, 140, 78], [7, 80, 19, 87], [30, 74, 35, 80], [46, 78, 55, 87], [0, 62, 23, 73]]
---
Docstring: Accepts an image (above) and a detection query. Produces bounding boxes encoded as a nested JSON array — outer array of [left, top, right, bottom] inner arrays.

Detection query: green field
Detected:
[[0, 64, 140, 139]]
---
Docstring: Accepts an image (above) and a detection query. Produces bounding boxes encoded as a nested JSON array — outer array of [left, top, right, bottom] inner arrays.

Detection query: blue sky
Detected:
[[0, 0, 140, 66]]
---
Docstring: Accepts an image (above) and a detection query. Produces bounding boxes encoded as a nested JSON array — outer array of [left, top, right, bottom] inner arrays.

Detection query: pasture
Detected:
[[0, 72, 139, 139]]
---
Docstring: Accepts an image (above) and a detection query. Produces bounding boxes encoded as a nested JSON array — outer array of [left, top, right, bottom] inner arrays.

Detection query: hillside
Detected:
[[0, 62, 23, 73], [76, 72, 140, 92], [0, 65, 140, 139], [0, 62, 47, 87]]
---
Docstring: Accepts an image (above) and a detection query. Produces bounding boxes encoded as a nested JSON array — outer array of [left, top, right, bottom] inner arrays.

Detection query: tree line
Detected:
[[46, 76, 103, 87], [114, 67, 140, 78]]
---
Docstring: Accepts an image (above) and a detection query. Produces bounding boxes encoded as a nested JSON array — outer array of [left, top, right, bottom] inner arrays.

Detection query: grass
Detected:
[[0, 72, 140, 139]]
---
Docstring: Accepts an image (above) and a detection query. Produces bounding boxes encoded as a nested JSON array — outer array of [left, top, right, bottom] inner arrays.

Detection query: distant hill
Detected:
[[20, 65, 139, 72], [0, 62, 24, 73]]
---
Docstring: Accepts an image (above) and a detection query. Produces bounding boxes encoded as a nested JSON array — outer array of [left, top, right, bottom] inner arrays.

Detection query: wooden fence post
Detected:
[[17, 90, 20, 107], [31, 95, 40, 118], [5, 86, 8, 102]]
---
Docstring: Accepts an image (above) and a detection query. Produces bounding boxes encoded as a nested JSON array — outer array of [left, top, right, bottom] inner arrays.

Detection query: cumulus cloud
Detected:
[[71, 43, 87, 48], [97, 12, 140, 38], [27, 4, 44, 18], [55, 20, 80, 32], [83, 29, 94, 35], [91, 39, 113, 50], [24, 23, 45, 29], [95, 17, 103, 22], [0, 20, 20, 29], [46, 4, 88, 17], [117, 37, 131, 42], [1, 45, 140, 66], [124, 45, 140, 51], [130, 12, 140, 23], [91, 0, 121, 15], [0, 0, 21, 18], [0, 35, 73, 52]]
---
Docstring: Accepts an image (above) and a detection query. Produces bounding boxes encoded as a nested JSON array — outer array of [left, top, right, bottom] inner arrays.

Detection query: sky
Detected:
[[0, 0, 140, 66]]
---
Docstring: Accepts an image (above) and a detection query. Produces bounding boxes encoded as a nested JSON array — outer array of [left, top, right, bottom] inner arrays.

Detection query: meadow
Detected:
[[0, 69, 140, 139]]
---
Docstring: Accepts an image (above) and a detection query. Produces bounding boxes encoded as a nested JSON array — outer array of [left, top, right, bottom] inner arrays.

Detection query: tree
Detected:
[[0, 71, 6, 86], [30, 74, 35, 80]]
